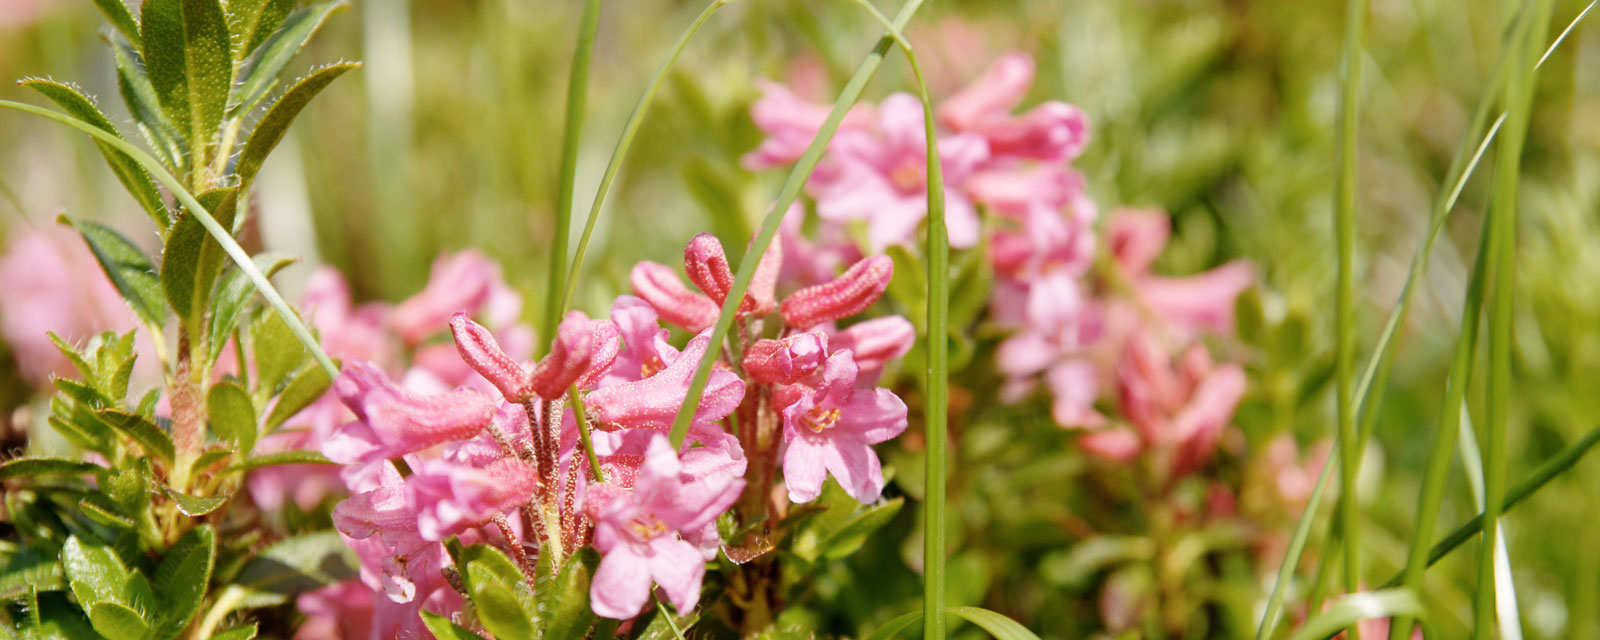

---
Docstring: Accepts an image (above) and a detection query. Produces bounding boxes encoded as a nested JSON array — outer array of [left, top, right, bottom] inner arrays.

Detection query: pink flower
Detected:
[[743, 332, 829, 385], [586, 331, 745, 436], [527, 311, 618, 400], [0, 227, 140, 387], [777, 202, 862, 290], [1109, 331, 1247, 475], [331, 464, 442, 602], [779, 255, 894, 331], [390, 250, 509, 346], [825, 316, 915, 384], [812, 93, 989, 251], [631, 261, 720, 333], [742, 79, 875, 170], [586, 434, 744, 619], [1108, 210, 1253, 337], [603, 295, 680, 387], [779, 351, 908, 503], [322, 361, 496, 465], [406, 457, 538, 541], [937, 52, 1089, 164]]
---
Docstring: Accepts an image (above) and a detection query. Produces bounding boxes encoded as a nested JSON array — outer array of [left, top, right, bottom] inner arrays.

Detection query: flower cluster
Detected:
[[300, 231, 912, 632]]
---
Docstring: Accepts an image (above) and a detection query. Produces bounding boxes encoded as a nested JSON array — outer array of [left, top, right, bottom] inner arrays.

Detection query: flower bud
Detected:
[[746, 237, 783, 316], [981, 101, 1089, 163], [743, 332, 828, 385], [936, 52, 1034, 132], [527, 311, 595, 400], [779, 255, 893, 330], [684, 233, 735, 306], [575, 319, 621, 390], [631, 261, 720, 332], [830, 316, 914, 378], [449, 312, 529, 402]]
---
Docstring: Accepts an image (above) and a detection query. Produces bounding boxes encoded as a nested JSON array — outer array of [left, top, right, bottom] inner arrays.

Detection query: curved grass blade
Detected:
[[18, 79, 169, 229], [559, 0, 732, 316], [0, 100, 339, 377], [1286, 590, 1422, 640], [864, 611, 920, 640], [947, 606, 1042, 640], [543, 0, 603, 353]]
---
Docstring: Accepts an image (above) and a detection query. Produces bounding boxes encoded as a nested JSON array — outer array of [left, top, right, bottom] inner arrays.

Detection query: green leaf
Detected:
[[141, 0, 232, 156], [207, 380, 257, 454], [236, 62, 359, 188], [474, 583, 537, 639], [885, 244, 927, 325], [863, 611, 920, 640], [192, 448, 234, 471], [61, 535, 133, 609], [87, 602, 150, 640], [946, 606, 1041, 640], [541, 548, 597, 640], [161, 486, 228, 516], [210, 624, 259, 640], [447, 542, 537, 636], [251, 308, 305, 392], [819, 497, 903, 560], [60, 216, 168, 328], [91, 0, 143, 47], [231, 531, 359, 609], [632, 606, 699, 640], [0, 547, 64, 600], [227, 449, 334, 472], [110, 38, 186, 171], [226, 0, 291, 58], [1284, 590, 1422, 640], [229, 2, 348, 118], [263, 364, 331, 432], [208, 253, 298, 364], [97, 409, 177, 464], [48, 332, 98, 383], [420, 611, 485, 640], [154, 525, 215, 637], [0, 458, 100, 482], [161, 188, 240, 323], [79, 494, 137, 529], [54, 378, 108, 408], [19, 79, 168, 229], [22, 591, 101, 640]]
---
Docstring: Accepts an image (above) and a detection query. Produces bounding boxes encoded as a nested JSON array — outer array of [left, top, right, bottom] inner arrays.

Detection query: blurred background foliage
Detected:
[[4, 0, 1600, 637]]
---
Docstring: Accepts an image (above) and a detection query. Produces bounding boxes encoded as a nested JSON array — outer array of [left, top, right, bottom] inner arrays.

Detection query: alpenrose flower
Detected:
[[586, 434, 743, 619], [777, 350, 908, 503], [0, 226, 142, 387]]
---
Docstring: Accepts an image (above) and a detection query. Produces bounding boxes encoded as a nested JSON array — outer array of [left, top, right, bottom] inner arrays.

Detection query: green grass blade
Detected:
[[543, 0, 602, 354], [1331, 0, 1366, 627], [1455, 409, 1525, 640], [946, 607, 1041, 640], [1287, 590, 1423, 640], [558, 0, 731, 317], [0, 100, 339, 377], [664, 0, 927, 449]]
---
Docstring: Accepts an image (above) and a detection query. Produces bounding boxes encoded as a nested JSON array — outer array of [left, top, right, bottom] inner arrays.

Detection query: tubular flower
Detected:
[[743, 332, 829, 385], [390, 250, 503, 345], [322, 361, 497, 465], [780, 350, 908, 503], [587, 434, 744, 619], [630, 261, 721, 332], [586, 331, 745, 433], [450, 312, 529, 402], [406, 457, 538, 541], [779, 255, 894, 330]]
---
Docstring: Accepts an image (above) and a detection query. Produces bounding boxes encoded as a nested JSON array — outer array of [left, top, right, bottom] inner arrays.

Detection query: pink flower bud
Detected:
[[743, 332, 829, 384], [527, 311, 595, 400], [449, 312, 529, 402], [779, 255, 893, 330], [746, 238, 783, 316], [391, 251, 499, 345], [684, 233, 735, 306], [829, 316, 915, 381], [575, 319, 621, 390], [937, 52, 1034, 132], [631, 261, 720, 332], [981, 101, 1089, 163]]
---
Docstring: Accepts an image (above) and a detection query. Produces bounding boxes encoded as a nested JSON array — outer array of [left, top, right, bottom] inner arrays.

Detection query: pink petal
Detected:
[[782, 438, 829, 503], [822, 437, 886, 503], [591, 543, 653, 619]]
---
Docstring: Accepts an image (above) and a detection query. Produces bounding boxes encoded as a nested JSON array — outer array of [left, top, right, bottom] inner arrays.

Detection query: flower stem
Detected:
[[1331, 0, 1366, 634], [567, 385, 605, 482]]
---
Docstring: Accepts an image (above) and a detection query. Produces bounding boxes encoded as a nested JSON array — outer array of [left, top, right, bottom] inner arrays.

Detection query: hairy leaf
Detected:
[[229, 2, 348, 117], [0, 458, 100, 482], [227, 449, 334, 472], [20, 79, 168, 229], [262, 364, 331, 432], [97, 409, 177, 464], [231, 531, 359, 609], [110, 38, 186, 171], [61, 536, 133, 609], [162, 486, 229, 516], [210, 624, 259, 640], [541, 548, 598, 640], [207, 380, 257, 454], [226, 0, 290, 58], [207, 253, 298, 364], [420, 611, 485, 640], [236, 62, 359, 187], [87, 602, 149, 640], [447, 541, 537, 636], [141, 0, 232, 157], [161, 188, 239, 323], [0, 547, 64, 600], [60, 216, 167, 328], [90, 0, 143, 47], [154, 525, 215, 637]]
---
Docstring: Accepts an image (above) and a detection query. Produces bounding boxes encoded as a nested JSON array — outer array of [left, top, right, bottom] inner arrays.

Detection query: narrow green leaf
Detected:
[[232, 531, 359, 609], [61, 535, 133, 608], [210, 624, 259, 640], [54, 378, 108, 408], [227, 449, 334, 472], [542, 548, 598, 640], [79, 494, 137, 528], [162, 188, 240, 323], [193, 448, 234, 471], [141, 0, 232, 158], [945, 606, 1041, 640], [19, 79, 169, 229], [97, 409, 177, 464], [229, 2, 348, 118], [420, 611, 485, 640], [820, 498, 903, 560], [263, 364, 332, 432], [161, 486, 229, 516], [544, 0, 603, 354], [864, 611, 921, 640], [208, 253, 298, 364], [207, 380, 257, 454], [111, 39, 187, 172], [251, 307, 306, 392], [59, 216, 168, 328], [236, 62, 359, 189], [91, 0, 143, 47], [0, 547, 65, 600], [1329, 0, 1366, 616], [87, 602, 150, 640], [1286, 590, 1422, 640], [154, 525, 215, 637], [475, 583, 537, 639], [226, 0, 291, 58], [0, 458, 100, 482], [47, 332, 98, 383]]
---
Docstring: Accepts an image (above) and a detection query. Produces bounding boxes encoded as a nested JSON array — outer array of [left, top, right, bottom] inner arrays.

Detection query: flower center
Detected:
[[630, 513, 669, 540], [802, 406, 842, 433], [890, 162, 925, 192], [640, 356, 665, 379]]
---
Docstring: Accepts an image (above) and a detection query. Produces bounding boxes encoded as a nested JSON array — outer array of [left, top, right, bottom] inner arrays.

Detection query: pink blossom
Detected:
[[780, 351, 908, 503], [603, 295, 680, 387], [406, 457, 537, 541], [779, 255, 894, 330], [965, 165, 1084, 219], [743, 332, 829, 385], [587, 434, 744, 619], [811, 93, 989, 251], [321, 361, 496, 465], [586, 331, 745, 435], [937, 52, 1035, 133], [527, 311, 618, 400], [1108, 210, 1253, 337], [331, 464, 443, 602], [631, 261, 720, 333], [389, 250, 507, 345], [826, 316, 915, 384], [449, 312, 530, 402], [1109, 331, 1247, 475], [742, 79, 875, 170], [937, 52, 1089, 163], [0, 227, 139, 387]]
